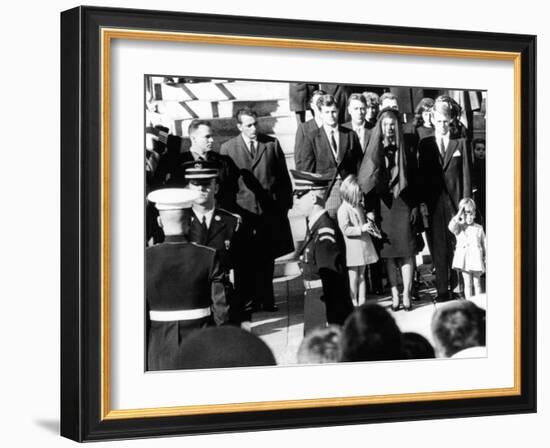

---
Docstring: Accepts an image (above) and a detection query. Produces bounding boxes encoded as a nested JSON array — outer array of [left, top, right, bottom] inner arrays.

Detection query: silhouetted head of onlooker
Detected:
[[402, 332, 435, 360], [174, 326, 276, 369], [431, 301, 486, 358], [297, 325, 342, 364], [340, 304, 403, 362]]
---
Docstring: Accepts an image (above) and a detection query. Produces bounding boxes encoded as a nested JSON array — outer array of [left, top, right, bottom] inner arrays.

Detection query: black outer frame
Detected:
[[60, 5, 536, 442]]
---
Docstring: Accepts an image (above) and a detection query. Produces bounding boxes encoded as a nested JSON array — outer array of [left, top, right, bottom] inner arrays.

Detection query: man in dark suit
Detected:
[[293, 89, 326, 169], [292, 169, 354, 326], [145, 188, 229, 371], [180, 160, 252, 328], [297, 94, 363, 217], [418, 95, 472, 302], [220, 107, 294, 312], [170, 120, 239, 211], [342, 93, 372, 154]]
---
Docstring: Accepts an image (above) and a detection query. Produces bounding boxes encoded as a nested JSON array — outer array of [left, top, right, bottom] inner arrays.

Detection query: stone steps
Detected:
[[155, 99, 291, 121], [153, 80, 289, 102]]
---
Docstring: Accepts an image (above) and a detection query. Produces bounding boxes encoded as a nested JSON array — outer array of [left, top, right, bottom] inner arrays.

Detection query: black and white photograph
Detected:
[[144, 76, 487, 371]]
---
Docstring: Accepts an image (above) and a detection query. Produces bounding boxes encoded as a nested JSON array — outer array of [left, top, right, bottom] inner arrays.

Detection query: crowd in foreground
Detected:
[[164, 299, 486, 370]]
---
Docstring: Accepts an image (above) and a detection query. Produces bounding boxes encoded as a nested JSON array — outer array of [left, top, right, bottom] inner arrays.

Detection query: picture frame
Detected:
[[60, 5, 536, 442]]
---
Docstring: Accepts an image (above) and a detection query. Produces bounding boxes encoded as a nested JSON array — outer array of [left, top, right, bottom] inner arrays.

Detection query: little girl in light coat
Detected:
[[337, 175, 379, 306], [448, 198, 487, 299]]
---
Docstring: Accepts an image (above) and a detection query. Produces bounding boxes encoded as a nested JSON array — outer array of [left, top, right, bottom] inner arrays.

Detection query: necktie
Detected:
[[356, 128, 365, 150], [250, 140, 256, 158], [201, 215, 208, 242], [330, 130, 338, 159], [439, 137, 446, 157]]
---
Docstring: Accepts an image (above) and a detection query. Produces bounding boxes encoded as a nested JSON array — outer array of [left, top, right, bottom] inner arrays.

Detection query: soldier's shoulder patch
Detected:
[[318, 235, 336, 243], [218, 208, 242, 229], [318, 227, 336, 235]]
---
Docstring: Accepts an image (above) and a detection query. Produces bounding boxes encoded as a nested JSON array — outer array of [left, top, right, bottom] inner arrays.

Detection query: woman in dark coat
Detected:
[[358, 108, 419, 311]]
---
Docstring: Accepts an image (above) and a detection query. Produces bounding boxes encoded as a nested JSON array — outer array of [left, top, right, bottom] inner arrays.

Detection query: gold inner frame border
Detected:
[[100, 27, 522, 420]]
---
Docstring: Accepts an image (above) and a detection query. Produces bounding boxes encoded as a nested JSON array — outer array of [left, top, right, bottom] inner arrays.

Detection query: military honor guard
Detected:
[[180, 160, 252, 328], [146, 187, 229, 371], [292, 169, 355, 326]]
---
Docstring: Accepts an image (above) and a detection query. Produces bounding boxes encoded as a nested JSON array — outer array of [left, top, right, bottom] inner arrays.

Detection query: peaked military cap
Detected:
[[147, 188, 201, 210], [182, 159, 220, 180], [290, 169, 332, 191]]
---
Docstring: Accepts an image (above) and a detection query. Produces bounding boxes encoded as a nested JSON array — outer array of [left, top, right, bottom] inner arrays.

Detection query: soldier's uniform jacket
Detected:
[[182, 208, 241, 272], [182, 208, 252, 325], [299, 211, 354, 326], [146, 235, 229, 371]]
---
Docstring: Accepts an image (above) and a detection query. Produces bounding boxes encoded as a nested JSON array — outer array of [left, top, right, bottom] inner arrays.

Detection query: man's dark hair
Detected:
[[340, 304, 403, 362], [188, 119, 212, 136], [431, 301, 486, 358], [402, 332, 435, 360], [316, 94, 338, 111], [363, 91, 380, 107], [235, 107, 258, 124], [309, 89, 327, 105], [472, 138, 486, 147]]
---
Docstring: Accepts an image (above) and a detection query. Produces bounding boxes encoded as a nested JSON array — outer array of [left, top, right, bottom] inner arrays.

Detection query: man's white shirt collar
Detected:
[[435, 132, 450, 154], [193, 208, 215, 229], [241, 134, 257, 153], [190, 148, 208, 160]]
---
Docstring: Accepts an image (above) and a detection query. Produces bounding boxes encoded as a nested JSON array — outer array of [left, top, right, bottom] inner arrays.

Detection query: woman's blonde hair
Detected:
[[340, 174, 362, 208]]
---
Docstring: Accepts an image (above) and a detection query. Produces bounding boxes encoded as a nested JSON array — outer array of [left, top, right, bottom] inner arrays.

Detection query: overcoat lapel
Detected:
[[337, 128, 346, 163], [317, 128, 337, 165], [252, 141, 267, 169], [237, 135, 254, 168], [442, 138, 459, 171]]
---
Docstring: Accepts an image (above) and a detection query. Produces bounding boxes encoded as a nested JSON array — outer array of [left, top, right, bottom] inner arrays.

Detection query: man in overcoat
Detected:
[[418, 95, 472, 302], [145, 188, 229, 371], [342, 93, 372, 154], [293, 89, 326, 169], [220, 107, 294, 312], [297, 94, 363, 217]]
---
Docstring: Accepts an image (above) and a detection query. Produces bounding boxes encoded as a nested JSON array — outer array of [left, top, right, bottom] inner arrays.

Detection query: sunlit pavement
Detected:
[[251, 263, 487, 365]]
